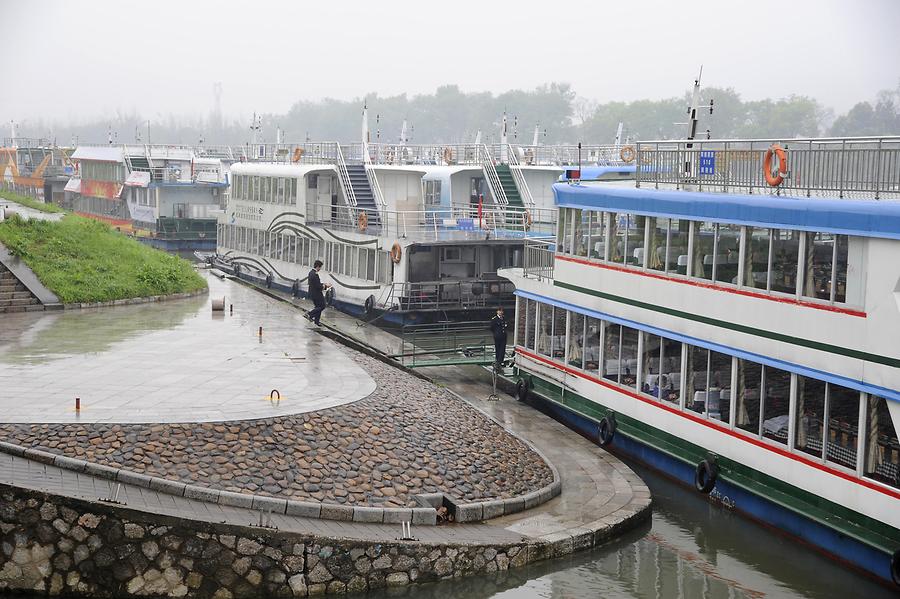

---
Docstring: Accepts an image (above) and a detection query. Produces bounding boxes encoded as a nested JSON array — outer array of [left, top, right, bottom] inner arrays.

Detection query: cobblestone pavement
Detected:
[[0, 275, 374, 423]]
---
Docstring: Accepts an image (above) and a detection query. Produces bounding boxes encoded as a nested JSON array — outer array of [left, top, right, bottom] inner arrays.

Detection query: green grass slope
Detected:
[[0, 214, 207, 303]]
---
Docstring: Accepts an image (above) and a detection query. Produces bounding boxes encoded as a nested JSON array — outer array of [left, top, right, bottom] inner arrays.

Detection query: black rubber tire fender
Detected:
[[325, 287, 335, 306], [364, 294, 375, 315], [695, 459, 718, 494], [890, 548, 900, 587], [515, 379, 529, 402], [598, 413, 617, 446]]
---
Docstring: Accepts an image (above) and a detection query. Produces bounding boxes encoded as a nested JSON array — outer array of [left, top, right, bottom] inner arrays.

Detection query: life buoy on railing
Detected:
[[291, 147, 304, 163], [763, 144, 788, 187], [523, 209, 533, 231], [390, 242, 402, 264], [357, 211, 369, 231], [619, 145, 636, 164], [442, 147, 453, 165]]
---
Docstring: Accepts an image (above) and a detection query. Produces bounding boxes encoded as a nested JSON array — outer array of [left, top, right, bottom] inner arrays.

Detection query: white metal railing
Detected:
[[359, 143, 485, 166], [480, 144, 508, 207], [504, 144, 535, 207], [334, 144, 357, 207], [513, 144, 628, 167], [635, 136, 900, 200], [304, 201, 555, 241], [523, 238, 555, 281]]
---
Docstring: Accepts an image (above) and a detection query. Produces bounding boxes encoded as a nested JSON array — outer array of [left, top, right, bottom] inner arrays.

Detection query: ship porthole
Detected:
[[891, 549, 900, 586], [694, 459, 718, 494], [515, 379, 529, 402], [598, 413, 617, 446]]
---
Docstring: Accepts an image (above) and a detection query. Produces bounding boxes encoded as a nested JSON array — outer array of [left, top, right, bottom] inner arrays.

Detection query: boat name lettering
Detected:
[[234, 204, 264, 222]]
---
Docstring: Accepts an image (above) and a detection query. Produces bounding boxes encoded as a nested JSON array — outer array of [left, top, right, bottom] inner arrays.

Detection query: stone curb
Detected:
[[442, 387, 563, 523], [62, 287, 209, 310], [0, 441, 439, 526]]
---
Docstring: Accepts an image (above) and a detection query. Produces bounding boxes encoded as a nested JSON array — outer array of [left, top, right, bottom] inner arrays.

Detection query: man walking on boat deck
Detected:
[[305, 260, 331, 326], [490, 306, 508, 372]]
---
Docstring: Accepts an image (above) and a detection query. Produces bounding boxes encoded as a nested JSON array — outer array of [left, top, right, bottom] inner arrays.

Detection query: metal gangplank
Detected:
[[391, 321, 504, 369]]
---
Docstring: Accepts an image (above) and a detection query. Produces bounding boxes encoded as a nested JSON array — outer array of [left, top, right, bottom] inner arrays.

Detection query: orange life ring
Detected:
[[442, 147, 452, 164], [390, 242, 402, 264], [357, 211, 368, 231], [524, 209, 533, 231], [619, 146, 635, 163], [291, 147, 304, 163], [763, 144, 787, 187]]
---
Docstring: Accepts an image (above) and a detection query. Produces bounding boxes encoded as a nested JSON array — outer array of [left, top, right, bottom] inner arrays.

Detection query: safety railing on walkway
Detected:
[[392, 321, 496, 368], [635, 136, 900, 199], [381, 278, 516, 313], [523, 238, 555, 281]]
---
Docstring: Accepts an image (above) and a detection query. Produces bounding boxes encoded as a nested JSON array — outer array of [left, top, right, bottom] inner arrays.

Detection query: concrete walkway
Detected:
[[0, 274, 374, 423]]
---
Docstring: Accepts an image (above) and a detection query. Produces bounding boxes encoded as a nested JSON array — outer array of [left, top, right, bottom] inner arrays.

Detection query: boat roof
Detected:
[[71, 147, 124, 163], [553, 182, 900, 240]]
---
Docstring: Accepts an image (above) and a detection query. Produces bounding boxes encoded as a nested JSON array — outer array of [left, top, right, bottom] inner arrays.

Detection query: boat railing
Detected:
[[634, 136, 900, 199], [304, 201, 555, 241], [129, 165, 224, 184], [523, 238, 556, 281], [334, 144, 358, 208], [480, 144, 509, 207], [382, 279, 516, 313], [513, 144, 628, 166], [355, 143, 486, 167]]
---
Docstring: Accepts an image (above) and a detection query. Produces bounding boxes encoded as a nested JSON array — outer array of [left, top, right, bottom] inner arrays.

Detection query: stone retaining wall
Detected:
[[0, 483, 639, 598]]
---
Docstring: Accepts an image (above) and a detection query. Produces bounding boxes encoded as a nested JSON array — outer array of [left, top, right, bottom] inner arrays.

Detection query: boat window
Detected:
[[557, 209, 569, 254], [586, 211, 606, 260], [640, 333, 663, 399], [584, 317, 602, 373], [552, 307, 567, 359], [366, 250, 376, 281], [424, 180, 442, 206], [770, 229, 799, 295], [690, 221, 716, 280], [744, 227, 771, 289], [800, 232, 835, 301], [537, 304, 554, 357], [647, 218, 669, 272], [571, 209, 587, 257], [662, 338, 683, 406], [619, 327, 639, 389], [735, 359, 762, 436], [714, 224, 741, 285], [610, 213, 641, 266], [762, 366, 792, 445], [795, 376, 827, 459], [525, 300, 537, 350], [516, 297, 527, 346], [825, 384, 860, 470], [602, 323, 622, 383], [864, 395, 899, 489], [833, 235, 848, 303]]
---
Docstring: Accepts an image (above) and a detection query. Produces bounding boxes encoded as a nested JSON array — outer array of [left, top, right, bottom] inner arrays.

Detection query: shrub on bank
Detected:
[[0, 189, 66, 213], [0, 214, 207, 303]]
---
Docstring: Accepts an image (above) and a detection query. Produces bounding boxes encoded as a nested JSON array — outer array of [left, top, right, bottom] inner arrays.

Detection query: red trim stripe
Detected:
[[555, 254, 866, 318], [516, 347, 900, 502]]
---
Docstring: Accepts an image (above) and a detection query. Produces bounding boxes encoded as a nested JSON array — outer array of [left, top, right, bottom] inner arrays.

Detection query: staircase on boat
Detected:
[[494, 164, 524, 208], [345, 164, 382, 226]]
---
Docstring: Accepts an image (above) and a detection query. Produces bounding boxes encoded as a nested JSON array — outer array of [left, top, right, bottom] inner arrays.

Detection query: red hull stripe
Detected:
[[516, 346, 900, 501], [555, 254, 866, 318]]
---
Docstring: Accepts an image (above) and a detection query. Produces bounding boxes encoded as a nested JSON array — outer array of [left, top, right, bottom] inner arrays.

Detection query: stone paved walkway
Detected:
[[0, 274, 374, 423]]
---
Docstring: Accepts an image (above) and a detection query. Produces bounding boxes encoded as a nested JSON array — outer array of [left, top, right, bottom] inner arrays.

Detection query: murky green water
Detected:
[[356, 459, 896, 599]]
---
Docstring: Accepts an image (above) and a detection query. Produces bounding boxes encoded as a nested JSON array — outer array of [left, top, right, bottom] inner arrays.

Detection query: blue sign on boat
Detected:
[[699, 151, 715, 175]]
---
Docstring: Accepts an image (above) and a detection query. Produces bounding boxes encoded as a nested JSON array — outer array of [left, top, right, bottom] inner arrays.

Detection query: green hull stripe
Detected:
[[520, 370, 900, 552], [554, 280, 900, 369]]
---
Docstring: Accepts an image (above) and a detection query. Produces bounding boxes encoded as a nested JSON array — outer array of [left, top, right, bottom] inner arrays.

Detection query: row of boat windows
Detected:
[[557, 208, 852, 305], [230, 175, 300, 205], [73, 196, 128, 219], [516, 297, 900, 489], [217, 224, 392, 285], [82, 162, 126, 182]]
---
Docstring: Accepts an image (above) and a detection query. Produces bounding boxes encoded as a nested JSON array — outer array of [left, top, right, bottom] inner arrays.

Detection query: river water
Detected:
[[357, 458, 896, 599]]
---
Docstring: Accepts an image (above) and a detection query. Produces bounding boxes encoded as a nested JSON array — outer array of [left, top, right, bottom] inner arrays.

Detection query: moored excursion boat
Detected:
[[503, 134, 900, 587]]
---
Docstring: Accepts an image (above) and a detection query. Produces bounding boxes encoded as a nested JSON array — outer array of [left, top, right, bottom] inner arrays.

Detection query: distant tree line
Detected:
[[9, 82, 900, 146]]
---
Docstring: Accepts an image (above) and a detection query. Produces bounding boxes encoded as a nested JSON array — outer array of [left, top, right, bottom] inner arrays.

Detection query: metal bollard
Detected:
[[258, 326, 263, 337], [75, 397, 81, 412]]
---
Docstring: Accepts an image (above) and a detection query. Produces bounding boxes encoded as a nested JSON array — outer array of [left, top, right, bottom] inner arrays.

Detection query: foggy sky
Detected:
[[2, 0, 899, 125]]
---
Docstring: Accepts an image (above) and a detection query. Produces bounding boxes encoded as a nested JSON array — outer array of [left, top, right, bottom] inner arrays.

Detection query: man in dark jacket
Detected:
[[305, 260, 331, 325], [490, 306, 508, 370]]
